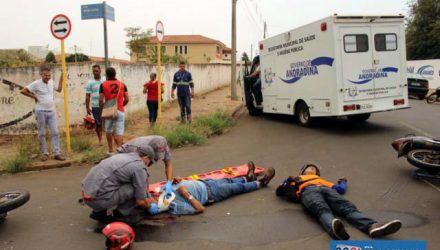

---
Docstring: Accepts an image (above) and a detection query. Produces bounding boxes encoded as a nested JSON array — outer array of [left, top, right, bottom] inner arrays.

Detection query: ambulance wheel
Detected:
[[296, 102, 312, 126], [347, 113, 370, 122]]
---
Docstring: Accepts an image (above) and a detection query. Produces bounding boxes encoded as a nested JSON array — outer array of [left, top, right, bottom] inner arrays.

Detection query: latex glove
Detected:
[[164, 180, 173, 196], [148, 203, 160, 215]]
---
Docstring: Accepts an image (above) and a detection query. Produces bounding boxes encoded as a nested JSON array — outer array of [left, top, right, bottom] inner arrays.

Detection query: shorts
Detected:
[[104, 111, 125, 135], [91, 107, 102, 126]]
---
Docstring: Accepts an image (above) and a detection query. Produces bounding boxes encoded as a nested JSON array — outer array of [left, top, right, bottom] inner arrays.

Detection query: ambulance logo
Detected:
[[349, 67, 398, 84], [335, 244, 362, 250], [280, 56, 334, 84]]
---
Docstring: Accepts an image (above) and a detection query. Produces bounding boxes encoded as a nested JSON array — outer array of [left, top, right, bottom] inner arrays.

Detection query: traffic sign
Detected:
[[50, 14, 72, 40], [81, 3, 115, 21], [156, 21, 164, 42]]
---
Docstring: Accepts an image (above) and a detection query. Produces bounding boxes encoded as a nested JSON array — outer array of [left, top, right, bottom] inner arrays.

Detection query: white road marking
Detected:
[[399, 121, 434, 138], [423, 180, 440, 192]]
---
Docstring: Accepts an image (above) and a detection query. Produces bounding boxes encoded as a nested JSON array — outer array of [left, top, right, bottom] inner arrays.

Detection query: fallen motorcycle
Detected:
[[392, 135, 440, 181], [426, 87, 440, 104], [0, 190, 30, 222]]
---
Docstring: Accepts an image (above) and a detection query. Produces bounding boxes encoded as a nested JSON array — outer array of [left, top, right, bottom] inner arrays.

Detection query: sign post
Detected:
[[156, 21, 164, 124], [81, 2, 115, 68], [50, 14, 72, 152]]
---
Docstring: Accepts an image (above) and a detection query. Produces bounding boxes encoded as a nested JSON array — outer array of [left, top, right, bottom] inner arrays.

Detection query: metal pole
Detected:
[[231, 0, 238, 100], [103, 1, 109, 68], [157, 42, 162, 124], [60, 39, 71, 152]]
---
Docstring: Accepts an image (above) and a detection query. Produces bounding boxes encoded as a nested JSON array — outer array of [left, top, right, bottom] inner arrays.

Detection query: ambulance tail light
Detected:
[[259, 43, 263, 50], [321, 22, 327, 31], [394, 99, 405, 106], [343, 104, 356, 111]]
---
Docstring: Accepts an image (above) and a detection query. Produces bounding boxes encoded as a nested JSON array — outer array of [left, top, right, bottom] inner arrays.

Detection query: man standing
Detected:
[[117, 135, 174, 195], [85, 65, 105, 145], [81, 145, 160, 223], [20, 65, 65, 161], [171, 61, 194, 124], [99, 67, 129, 155]]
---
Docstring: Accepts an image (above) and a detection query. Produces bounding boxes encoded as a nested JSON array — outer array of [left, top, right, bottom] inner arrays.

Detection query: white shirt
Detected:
[[26, 79, 57, 111]]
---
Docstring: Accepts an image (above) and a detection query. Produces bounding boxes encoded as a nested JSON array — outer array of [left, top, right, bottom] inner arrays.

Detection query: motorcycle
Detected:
[[426, 87, 440, 104], [0, 190, 30, 222], [392, 135, 440, 181]]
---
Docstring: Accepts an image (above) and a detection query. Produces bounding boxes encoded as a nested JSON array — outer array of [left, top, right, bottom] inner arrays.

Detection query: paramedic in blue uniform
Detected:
[[171, 61, 194, 124]]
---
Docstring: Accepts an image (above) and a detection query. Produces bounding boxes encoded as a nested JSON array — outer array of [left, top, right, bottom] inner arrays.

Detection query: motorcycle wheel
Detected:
[[407, 149, 440, 172], [426, 94, 438, 104], [0, 190, 30, 214]]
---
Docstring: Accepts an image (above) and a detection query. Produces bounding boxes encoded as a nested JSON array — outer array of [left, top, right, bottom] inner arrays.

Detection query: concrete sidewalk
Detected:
[[0, 85, 243, 174]]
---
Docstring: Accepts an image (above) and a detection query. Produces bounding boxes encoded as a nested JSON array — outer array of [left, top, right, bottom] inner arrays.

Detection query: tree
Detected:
[[124, 27, 153, 59], [241, 52, 250, 62], [406, 0, 440, 60], [45, 51, 56, 63], [66, 53, 90, 63]]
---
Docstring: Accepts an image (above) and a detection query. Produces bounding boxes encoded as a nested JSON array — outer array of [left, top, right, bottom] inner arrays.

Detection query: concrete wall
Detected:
[[0, 62, 232, 134]]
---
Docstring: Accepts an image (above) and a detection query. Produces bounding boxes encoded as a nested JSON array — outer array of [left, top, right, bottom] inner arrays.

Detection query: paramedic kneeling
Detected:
[[81, 145, 159, 223]]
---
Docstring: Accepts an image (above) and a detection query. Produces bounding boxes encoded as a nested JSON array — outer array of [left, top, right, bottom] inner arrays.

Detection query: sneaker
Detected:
[[54, 154, 66, 161], [41, 154, 49, 161], [259, 167, 275, 187], [331, 219, 350, 240], [246, 161, 257, 182], [369, 220, 402, 238]]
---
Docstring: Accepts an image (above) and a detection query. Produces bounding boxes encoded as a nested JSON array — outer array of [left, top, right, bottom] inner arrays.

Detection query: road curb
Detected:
[[231, 104, 245, 120]]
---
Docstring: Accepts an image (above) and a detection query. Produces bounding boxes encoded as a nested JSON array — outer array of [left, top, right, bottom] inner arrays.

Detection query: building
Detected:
[[131, 35, 232, 64]]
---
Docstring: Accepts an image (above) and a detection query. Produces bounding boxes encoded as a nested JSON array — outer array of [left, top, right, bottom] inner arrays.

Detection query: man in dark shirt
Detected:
[[171, 62, 194, 124]]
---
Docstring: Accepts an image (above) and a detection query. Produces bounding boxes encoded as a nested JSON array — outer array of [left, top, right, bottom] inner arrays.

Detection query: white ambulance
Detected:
[[243, 15, 409, 126]]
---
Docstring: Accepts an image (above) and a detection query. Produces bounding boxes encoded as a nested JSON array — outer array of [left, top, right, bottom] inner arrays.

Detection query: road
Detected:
[[1, 99, 439, 250]]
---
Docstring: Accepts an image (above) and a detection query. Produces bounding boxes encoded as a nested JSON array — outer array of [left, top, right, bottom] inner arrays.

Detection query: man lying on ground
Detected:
[[157, 161, 275, 216], [276, 163, 402, 240]]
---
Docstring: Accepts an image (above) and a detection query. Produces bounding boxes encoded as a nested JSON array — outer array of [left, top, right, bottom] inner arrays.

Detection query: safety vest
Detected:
[[293, 174, 334, 197]]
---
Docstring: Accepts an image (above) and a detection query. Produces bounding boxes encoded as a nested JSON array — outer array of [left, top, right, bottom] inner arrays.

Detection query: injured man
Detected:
[[154, 162, 275, 216]]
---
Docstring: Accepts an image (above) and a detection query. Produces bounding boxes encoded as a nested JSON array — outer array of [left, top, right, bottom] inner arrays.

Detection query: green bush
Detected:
[[2, 138, 38, 173], [193, 111, 234, 135], [80, 150, 107, 164]]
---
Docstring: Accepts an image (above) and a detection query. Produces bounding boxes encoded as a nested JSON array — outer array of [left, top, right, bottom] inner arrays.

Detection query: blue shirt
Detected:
[[168, 180, 208, 215], [85, 77, 105, 108], [172, 70, 193, 97]]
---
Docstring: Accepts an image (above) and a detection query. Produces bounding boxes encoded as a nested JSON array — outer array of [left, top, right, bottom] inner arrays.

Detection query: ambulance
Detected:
[[243, 15, 409, 126]]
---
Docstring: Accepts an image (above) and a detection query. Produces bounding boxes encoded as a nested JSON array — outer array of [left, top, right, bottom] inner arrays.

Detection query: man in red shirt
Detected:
[[143, 73, 164, 127], [99, 67, 129, 154]]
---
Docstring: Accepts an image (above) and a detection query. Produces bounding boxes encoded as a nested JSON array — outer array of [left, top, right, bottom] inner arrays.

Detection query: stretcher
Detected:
[[148, 163, 265, 195]]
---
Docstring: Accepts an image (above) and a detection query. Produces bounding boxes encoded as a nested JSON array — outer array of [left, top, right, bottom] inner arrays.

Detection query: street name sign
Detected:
[[81, 3, 115, 21]]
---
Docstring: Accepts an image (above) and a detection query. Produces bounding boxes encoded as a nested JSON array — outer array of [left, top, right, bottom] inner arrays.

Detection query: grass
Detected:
[[151, 111, 234, 148], [2, 137, 39, 173], [71, 136, 92, 152]]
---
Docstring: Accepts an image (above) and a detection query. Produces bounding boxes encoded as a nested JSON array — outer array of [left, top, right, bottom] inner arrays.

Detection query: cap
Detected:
[[137, 145, 157, 163]]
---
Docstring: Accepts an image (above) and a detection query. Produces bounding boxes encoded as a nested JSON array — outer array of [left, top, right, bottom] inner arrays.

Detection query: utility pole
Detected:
[[103, 1, 109, 68], [264, 21, 267, 39], [231, 0, 238, 100]]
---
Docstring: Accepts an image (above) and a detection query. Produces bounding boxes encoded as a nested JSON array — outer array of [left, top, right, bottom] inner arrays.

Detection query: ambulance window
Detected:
[[343, 34, 368, 53], [375, 34, 397, 51]]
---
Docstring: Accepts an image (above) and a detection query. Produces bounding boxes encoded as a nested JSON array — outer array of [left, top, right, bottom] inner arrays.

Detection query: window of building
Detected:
[[175, 46, 178, 54], [216, 46, 220, 54], [184, 45, 187, 54], [343, 34, 369, 53], [375, 34, 397, 51], [180, 46, 183, 54]]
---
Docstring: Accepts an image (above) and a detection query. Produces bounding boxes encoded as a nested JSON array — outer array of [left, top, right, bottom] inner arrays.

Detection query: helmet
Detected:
[[300, 163, 321, 176], [102, 222, 135, 250], [83, 116, 96, 130]]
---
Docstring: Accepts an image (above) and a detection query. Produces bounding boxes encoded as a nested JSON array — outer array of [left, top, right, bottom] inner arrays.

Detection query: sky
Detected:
[[0, 0, 409, 60]]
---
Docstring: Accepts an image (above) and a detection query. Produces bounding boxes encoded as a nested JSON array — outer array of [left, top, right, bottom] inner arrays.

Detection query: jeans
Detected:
[[104, 111, 125, 135], [204, 177, 258, 203], [177, 95, 191, 122], [35, 110, 60, 155], [146, 101, 158, 123], [301, 186, 376, 235], [252, 78, 263, 105]]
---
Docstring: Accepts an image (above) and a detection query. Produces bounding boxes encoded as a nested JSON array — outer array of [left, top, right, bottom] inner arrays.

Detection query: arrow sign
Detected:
[[50, 14, 71, 40], [156, 21, 164, 42], [54, 20, 67, 25]]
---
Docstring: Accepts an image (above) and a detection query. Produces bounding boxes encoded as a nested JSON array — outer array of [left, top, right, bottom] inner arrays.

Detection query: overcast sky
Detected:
[[0, 0, 409, 60]]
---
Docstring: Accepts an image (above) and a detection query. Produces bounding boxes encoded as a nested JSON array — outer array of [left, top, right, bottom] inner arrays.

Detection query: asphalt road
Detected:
[[1, 99, 440, 250]]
